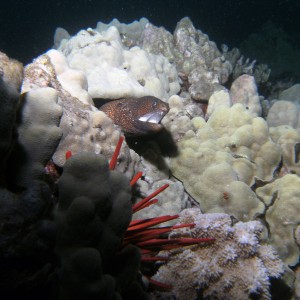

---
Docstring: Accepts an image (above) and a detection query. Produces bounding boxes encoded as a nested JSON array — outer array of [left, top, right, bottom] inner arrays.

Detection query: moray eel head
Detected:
[[100, 96, 169, 136]]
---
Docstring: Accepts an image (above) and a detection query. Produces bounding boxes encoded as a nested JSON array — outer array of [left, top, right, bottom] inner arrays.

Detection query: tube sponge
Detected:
[[55, 152, 149, 299]]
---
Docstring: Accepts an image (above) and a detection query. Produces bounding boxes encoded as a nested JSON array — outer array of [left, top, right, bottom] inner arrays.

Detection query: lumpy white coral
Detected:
[[21, 51, 140, 178], [256, 174, 300, 266], [269, 125, 300, 175], [57, 26, 180, 100], [230, 74, 262, 116], [169, 104, 281, 220]]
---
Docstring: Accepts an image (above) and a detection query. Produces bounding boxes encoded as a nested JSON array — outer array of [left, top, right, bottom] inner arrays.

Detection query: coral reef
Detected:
[[133, 179, 190, 226], [2, 15, 300, 299], [0, 77, 20, 185], [16, 88, 63, 186], [152, 208, 284, 300], [265, 84, 300, 176], [206, 89, 231, 118]]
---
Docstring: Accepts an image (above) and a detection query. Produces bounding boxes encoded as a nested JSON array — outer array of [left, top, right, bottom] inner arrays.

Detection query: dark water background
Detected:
[[0, 0, 299, 74]]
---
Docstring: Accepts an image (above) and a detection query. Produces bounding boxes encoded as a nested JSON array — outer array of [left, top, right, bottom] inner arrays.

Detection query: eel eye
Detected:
[[152, 101, 158, 109]]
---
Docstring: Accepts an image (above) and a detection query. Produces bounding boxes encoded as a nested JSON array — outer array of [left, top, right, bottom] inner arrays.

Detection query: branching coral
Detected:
[[2, 15, 297, 299]]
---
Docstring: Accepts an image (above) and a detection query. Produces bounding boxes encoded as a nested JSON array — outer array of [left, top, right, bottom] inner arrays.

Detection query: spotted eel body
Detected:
[[100, 96, 169, 136]]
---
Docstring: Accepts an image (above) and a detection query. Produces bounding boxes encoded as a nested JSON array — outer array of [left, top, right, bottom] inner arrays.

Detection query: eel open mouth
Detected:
[[138, 110, 167, 124]]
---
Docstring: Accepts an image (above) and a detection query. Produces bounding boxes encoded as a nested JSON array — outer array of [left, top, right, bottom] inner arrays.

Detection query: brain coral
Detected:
[[152, 208, 284, 300], [169, 104, 281, 221]]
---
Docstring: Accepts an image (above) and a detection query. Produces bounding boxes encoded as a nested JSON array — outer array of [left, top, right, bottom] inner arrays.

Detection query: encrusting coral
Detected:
[[151, 208, 284, 300]]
